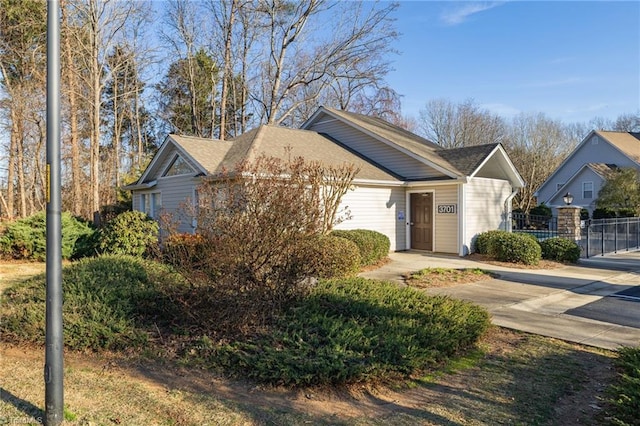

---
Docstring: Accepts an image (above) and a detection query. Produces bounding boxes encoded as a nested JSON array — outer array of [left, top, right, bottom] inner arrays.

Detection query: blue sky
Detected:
[[388, 1, 640, 123]]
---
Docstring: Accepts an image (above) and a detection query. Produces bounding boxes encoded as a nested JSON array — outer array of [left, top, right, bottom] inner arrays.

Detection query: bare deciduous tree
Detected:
[[418, 98, 507, 148], [504, 113, 574, 212]]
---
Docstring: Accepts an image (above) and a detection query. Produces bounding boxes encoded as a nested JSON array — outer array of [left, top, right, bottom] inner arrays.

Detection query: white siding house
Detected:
[[536, 131, 640, 216], [126, 107, 524, 255]]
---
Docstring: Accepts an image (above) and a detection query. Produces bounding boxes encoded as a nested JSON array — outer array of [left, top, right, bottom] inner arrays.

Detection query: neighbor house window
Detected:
[[140, 192, 162, 218], [583, 182, 593, 199]]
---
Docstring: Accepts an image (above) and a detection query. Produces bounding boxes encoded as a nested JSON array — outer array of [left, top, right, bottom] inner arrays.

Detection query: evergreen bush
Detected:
[[99, 210, 159, 257], [489, 232, 541, 265], [539, 237, 581, 263], [331, 229, 390, 266], [304, 235, 361, 278], [474, 230, 504, 255], [0, 211, 96, 260]]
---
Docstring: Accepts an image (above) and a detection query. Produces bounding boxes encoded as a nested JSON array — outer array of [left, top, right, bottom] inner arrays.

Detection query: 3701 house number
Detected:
[[437, 204, 457, 214]]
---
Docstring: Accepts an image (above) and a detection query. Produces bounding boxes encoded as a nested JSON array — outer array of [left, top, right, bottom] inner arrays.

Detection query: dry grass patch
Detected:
[[0, 261, 45, 293], [0, 328, 617, 426], [405, 267, 497, 288]]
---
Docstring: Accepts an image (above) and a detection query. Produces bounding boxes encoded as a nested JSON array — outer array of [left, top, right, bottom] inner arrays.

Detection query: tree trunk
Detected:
[[62, 2, 84, 217]]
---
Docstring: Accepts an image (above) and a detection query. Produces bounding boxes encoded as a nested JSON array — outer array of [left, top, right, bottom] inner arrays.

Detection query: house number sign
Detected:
[[437, 204, 457, 214]]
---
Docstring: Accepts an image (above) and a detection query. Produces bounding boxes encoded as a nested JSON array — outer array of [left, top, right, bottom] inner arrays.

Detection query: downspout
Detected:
[[504, 188, 519, 232]]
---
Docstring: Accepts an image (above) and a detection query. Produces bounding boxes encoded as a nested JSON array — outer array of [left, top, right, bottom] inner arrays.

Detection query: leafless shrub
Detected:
[[165, 153, 358, 337]]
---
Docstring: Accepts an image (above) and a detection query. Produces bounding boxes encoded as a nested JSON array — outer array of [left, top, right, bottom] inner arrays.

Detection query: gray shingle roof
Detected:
[[436, 144, 499, 176], [171, 126, 402, 182]]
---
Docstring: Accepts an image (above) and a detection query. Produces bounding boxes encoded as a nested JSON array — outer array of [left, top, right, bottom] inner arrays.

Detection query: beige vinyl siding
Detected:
[[433, 185, 459, 254], [308, 119, 447, 180], [464, 177, 512, 253], [408, 184, 459, 253], [334, 185, 406, 252]]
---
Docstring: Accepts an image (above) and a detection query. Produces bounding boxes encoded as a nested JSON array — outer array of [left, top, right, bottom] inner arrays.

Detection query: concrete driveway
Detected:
[[360, 250, 640, 350]]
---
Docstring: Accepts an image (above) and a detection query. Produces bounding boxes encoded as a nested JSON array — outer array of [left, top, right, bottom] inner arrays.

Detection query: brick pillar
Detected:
[[557, 206, 581, 241]]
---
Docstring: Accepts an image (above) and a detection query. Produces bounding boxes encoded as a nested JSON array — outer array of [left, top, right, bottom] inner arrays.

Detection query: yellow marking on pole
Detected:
[[46, 164, 51, 203]]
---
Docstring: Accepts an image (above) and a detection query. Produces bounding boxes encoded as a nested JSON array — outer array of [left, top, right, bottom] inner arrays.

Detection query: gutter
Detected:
[[120, 180, 157, 191], [504, 188, 519, 231]]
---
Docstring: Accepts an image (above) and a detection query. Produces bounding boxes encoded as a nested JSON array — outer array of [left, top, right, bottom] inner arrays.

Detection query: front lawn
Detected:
[[0, 255, 490, 387]]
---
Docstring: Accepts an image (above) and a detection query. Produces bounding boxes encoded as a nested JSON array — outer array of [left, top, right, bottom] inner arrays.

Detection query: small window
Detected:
[[583, 182, 593, 199], [140, 191, 161, 218], [163, 155, 194, 177], [556, 183, 564, 191]]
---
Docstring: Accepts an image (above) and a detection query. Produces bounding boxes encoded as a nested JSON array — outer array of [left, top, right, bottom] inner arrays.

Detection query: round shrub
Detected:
[[0, 211, 96, 260], [489, 232, 541, 265], [474, 230, 505, 255], [99, 211, 159, 257], [539, 237, 581, 263], [304, 235, 361, 278], [331, 229, 390, 266]]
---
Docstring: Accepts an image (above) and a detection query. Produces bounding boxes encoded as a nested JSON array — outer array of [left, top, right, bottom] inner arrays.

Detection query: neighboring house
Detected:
[[536, 131, 640, 216], [125, 107, 524, 255]]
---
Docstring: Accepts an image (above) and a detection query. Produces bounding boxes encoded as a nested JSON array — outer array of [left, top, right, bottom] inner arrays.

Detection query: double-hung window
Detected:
[[582, 182, 593, 199]]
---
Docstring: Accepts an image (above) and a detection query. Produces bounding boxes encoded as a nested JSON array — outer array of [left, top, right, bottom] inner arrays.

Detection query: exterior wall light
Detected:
[[563, 192, 574, 205]]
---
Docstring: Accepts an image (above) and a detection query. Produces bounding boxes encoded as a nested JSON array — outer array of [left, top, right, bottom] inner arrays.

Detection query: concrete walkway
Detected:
[[360, 250, 640, 350]]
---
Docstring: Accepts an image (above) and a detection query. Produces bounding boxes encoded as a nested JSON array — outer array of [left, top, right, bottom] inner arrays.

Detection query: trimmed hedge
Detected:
[[305, 235, 361, 278], [475, 230, 541, 265], [474, 230, 504, 255], [0, 211, 96, 260], [331, 229, 390, 266], [539, 237, 581, 263]]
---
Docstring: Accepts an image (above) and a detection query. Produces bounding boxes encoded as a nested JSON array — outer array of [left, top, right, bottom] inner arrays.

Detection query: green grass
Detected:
[[606, 346, 640, 425]]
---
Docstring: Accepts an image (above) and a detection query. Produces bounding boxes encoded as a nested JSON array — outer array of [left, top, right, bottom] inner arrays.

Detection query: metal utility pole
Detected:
[[45, 0, 64, 425]]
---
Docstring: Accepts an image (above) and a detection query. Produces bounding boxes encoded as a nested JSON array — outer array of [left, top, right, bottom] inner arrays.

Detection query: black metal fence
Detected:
[[511, 212, 558, 240], [581, 217, 640, 258]]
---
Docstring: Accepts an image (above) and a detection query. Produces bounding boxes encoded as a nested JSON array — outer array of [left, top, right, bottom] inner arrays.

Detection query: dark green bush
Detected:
[[474, 230, 505, 255], [0, 255, 186, 351], [539, 238, 581, 263], [489, 232, 541, 265], [331, 229, 390, 266], [606, 346, 640, 425], [529, 203, 552, 219], [0, 211, 96, 260], [593, 207, 636, 219], [593, 208, 617, 219], [99, 210, 159, 257], [201, 278, 490, 386], [304, 235, 361, 278], [580, 208, 590, 220]]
